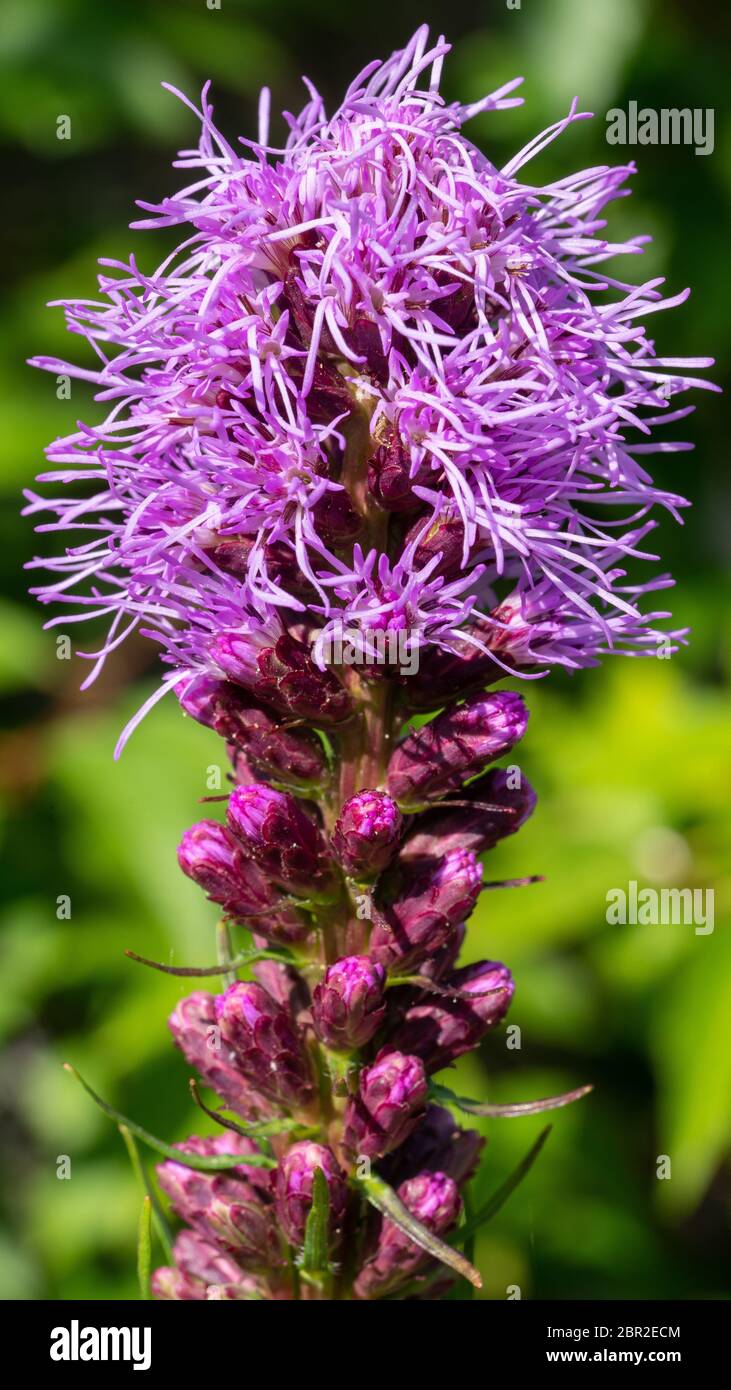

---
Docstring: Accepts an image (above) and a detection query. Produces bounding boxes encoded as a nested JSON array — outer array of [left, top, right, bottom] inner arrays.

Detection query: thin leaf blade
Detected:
[[137, 1195, 152, 1301], [361, 1173, 482, 1289], [431, 1080, 592, 1118], [450, 1126, 552, 1247]]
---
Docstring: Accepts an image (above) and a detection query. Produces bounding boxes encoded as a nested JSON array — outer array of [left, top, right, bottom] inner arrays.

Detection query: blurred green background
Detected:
[[1, 0, 729, 1300]]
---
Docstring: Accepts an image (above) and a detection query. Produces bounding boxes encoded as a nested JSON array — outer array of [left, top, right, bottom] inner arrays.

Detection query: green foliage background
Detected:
[[0, 0, 729, 1300]]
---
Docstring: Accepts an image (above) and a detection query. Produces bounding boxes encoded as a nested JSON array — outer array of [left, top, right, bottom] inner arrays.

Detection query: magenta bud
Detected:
[[176, 820, 310, 943], [168, 991, 271, 1121], [274, 1142, 349, 1248], [367, 437, 428, 513], [173, 1230, 247, 1289], [386, 690, 529, 808], [312, 955, 387, 1050], [179, 675, 325, 787], [215, 981, 313, 1111], [156, 1134, 282, 1266], [210, 628, 352, 726], [370, 848, 482, 970], [331, 790, 404, 880], [354, 1171, 461, 1298], [226, 784, 334, 897], [390, 960, 514, 1073], [343, 1049, 428, 1159], [400, 768, 537, 866]]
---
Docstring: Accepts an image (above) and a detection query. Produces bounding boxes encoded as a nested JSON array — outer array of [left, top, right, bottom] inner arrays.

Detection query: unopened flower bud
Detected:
[[177, 820, 310, 943], [173, 1230, 248, 1289], [210, 627, 352, 726], [399, 768, 537, 866], [367, 437, 428, 513], [312, 955, 387, 1050], [390, 960, 514, 1072], [370, 848, 482, 970], [406, 514, 471, 579], [226, 784, 334, 897], [354, 1171, 461, 1298], [168, 991, 271, 1121], [274, 1142, 348, 1248], [151, 1267, 206, 1300], [343, 1049, 427, 1159], [215, 982, 313, 1111], [383, 1105, 484, 1187], [180, 676, 325, 787], [331, 790, 403, 880], [157, 1135, 282, 1266], [312, 489, 362, 542], [386, 691, 529, 808]]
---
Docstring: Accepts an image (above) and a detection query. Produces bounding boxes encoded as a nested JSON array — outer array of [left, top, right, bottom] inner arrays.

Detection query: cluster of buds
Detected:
[[156, 657, 533, 1297]]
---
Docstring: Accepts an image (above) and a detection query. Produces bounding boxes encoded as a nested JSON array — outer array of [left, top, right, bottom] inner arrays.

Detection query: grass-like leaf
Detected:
[[301, 1167, 330, 1277], [361, 1172, 482, 1289], [137, 1195, 152, 1301], [430, 1080, 593, 1117], [119, 1124, 173, 1264], [449, 1126, 551, 1247], [64, 1064, 276, 1170], [188, 1078, 309, 1139], [124, 945, 295, 977]]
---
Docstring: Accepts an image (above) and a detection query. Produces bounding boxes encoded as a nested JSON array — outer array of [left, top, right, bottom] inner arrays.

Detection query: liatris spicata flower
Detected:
[[28, 27, 712, 1299]]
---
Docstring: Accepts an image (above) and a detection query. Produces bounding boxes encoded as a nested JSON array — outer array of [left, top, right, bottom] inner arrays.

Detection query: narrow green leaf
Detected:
[[430, 1080, 593, 1118], [137, 1195, 152, 1301], [450, 1126, 552, 1247], [124, 944, 295, 978], [64, 1065, 276, 1170], [361, 1173, 482, 1289], [188, 1079, 310, 1139], [119, 1124, 173, 1264], [301, 1167, 330, 1276]]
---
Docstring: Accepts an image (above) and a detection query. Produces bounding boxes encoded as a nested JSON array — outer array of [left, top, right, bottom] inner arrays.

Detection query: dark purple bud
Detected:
[[274, 1142, 349, 1249], [210, 628, 352, 726], [397, 618, 503, 709], [370, 848, 482, 971], [226, 784, 335, 898], [383, 1105, 484, 1187], [331, 790, 404, 880], [367, 436, 429, 513], [343, 1049, 428, 1159], [345, 316, 389, 384], [151, 1267, 206, 1300], [312, 489, 362, 543], [157, 1134, 282, 1266], [312, 955, 387, 1050], [406, 514, 471, 579], [180, 676, 326, 788], [215, 981, 314, 1111], [389, 960, 514, 1072], [168, 991, 272, 1121], [386, 690, 529, 808], [400, 768, 537, 866], [354, 1171, 461, 1298], [177, 820, 311, 943]]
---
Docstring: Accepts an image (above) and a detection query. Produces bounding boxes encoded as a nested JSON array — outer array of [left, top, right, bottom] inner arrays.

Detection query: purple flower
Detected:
[[331, 790, 404, 880], [343, 1049, 428, 1159], [386, 691, 529, 808], [215, 981, 314, 1112], [274, 1142, 348, 1249], [226, 784, 334, 897], [312, 955, 387, 1051], [25, 28, 713, 741], [354, 1171, 461, 1298], [180, 674, 326, 787]]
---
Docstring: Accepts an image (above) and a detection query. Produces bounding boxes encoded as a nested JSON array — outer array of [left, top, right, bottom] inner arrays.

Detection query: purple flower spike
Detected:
[[176, 820, 310, 943], [226, 784, 334, 898], [354, 1172, 461, 1298], [312, 955, 387, 1051], [343, 1049, 428, 1159], [390, 960, 514, 1073], [370, 847, 483, 970], [210, 627, 352, 728], [180, 675, 326, 788], [274, 1142, 349, 1249], [215, 981, 313, 1112], [386, 691, 529, 808], [331, 790, 404, 880]]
